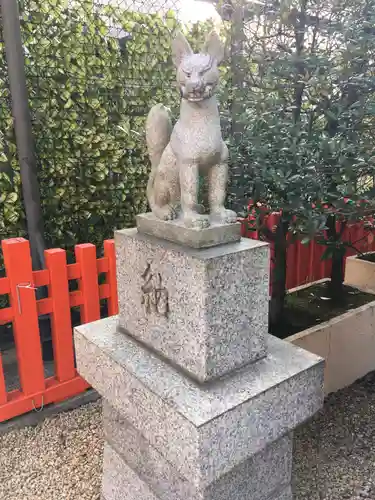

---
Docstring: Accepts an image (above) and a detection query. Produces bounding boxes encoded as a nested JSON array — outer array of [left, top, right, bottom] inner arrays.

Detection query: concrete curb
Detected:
[[0, 389, 101, 436]]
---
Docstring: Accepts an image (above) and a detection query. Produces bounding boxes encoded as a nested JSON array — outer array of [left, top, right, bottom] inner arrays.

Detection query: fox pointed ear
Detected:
[[203, 31, 224, 64], [172, 31, 193, 67]]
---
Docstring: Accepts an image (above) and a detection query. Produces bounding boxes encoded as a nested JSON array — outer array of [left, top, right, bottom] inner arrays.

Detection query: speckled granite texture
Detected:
[[115, 228, 269, 382], [136, 213, 242, 248], [272, 486, 293, 500], [102, 438, 293, 500], [102, 443, 158, 500], [103, 399, 293, 500], [74, 317, 324, 485]]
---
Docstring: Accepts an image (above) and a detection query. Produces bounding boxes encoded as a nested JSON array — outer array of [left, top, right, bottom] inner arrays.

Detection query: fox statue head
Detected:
[[172, 31, 224, 103]]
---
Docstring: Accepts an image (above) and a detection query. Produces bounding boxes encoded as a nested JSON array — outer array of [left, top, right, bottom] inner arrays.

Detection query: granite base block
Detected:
[[103, 399, 192, 500], [136, 212, 242, 249], [270, 486, 293, 500], [101, 447, 292, 500], [115, 228, 269, 382], [103, 399, 293, 500], [102, 442, 158, 500], [75, 316, 324, 486]]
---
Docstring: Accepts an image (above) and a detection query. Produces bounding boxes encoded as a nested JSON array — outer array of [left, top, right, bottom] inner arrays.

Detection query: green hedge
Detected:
[[0, 0, 229, 256], [0, 62, 23, 246]]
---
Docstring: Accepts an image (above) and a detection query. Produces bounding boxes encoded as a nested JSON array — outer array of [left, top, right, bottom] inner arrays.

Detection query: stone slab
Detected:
[[115, 228, 269, 381], [75, 316, 324, 485], [103, 399, 293, 500], [136, 212, 242, 249]]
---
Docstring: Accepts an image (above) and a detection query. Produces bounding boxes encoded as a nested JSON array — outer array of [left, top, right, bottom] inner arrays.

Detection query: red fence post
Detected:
[[75, 243, 100, 324], [1, 238, 45, 396], [104, 240, 119, 316], [45, 248, 76, 382], [0, 354, 7, 405]]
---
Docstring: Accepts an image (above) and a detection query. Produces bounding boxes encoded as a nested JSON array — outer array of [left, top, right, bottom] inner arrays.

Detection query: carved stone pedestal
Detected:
[[74, 214, 324, 500], [115, 224, 269, 381]]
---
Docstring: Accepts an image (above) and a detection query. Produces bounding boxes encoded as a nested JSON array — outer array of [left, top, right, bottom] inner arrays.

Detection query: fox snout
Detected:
[[186, 78, 204, 93]]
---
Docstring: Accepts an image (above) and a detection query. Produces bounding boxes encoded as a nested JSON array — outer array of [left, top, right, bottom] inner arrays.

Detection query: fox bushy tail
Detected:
[[146, 104, 172, 206]]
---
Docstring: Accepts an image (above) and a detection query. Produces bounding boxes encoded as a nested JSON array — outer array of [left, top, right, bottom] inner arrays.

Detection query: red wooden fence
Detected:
[[241, 215, 375, 290], [0, 238, 118, 423]]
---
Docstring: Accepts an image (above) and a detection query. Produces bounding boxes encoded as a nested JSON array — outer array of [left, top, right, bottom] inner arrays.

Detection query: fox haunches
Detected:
[[145, 31, 237, 230]]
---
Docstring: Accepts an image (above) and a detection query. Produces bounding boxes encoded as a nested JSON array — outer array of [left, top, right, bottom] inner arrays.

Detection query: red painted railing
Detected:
[[0, 238, 118, 423]]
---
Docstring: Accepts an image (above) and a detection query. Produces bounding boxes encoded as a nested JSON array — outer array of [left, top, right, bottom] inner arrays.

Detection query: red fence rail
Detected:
[[0, 238, 118, 423]]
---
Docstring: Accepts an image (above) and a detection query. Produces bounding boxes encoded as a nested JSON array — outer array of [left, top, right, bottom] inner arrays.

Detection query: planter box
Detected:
[[345, 252, 375, 292], [287, 280, 375, 395]]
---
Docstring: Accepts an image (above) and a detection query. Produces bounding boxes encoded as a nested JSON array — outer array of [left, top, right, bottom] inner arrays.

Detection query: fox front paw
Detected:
[[183, 212, 210, 229], [154, 205, 178, 221], [211, 207, 237, 224]]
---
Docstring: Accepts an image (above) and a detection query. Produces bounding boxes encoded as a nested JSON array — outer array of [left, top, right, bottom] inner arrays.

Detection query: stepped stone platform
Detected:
[[75, 213, 324, 500]]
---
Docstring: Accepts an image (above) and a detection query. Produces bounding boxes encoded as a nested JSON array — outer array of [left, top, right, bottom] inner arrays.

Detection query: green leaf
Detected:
[[64, 98, 74, 109], [6, 192, 18, 203]]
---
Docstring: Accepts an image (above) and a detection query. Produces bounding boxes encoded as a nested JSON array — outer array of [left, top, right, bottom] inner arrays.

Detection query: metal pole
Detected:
[[0, 0, 45, 270]]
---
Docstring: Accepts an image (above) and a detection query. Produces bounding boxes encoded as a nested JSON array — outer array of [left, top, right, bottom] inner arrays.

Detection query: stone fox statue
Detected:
[[146, 31, 237, 229]]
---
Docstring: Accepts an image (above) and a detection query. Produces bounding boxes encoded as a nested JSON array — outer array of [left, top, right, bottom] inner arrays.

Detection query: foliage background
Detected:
[[228, 0, 375, 311], [0, 0, 227, 257], [0, 0, 374, 272]]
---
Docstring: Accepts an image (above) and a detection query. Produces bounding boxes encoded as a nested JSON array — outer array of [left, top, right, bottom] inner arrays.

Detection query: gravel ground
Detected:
[[294, 371, 375, 500], [0, 402, 103, 500], [0, 372, 375, 500]]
